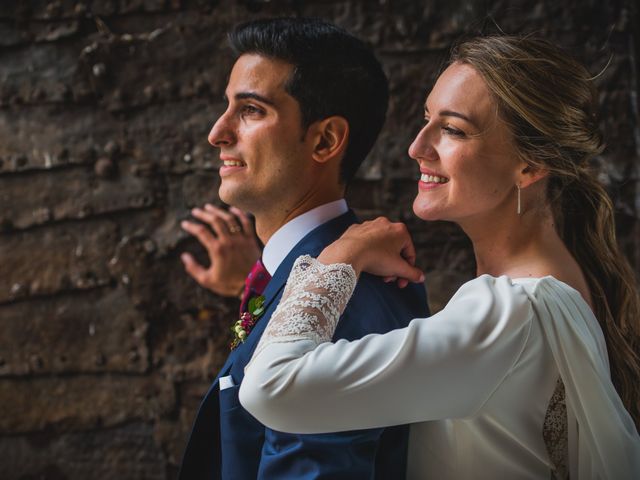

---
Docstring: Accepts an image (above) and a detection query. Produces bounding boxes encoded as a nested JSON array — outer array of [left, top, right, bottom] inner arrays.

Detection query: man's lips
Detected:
[[220, 156, 246, 167], [219, 156, 246, 177]]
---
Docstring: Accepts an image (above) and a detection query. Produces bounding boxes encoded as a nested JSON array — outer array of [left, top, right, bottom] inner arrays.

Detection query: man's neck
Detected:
[[259, 198, 349, 275], [254, 191, 344, 244]]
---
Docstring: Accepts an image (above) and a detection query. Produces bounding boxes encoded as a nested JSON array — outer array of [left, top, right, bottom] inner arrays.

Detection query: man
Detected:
[[178, 17, 429, 479]]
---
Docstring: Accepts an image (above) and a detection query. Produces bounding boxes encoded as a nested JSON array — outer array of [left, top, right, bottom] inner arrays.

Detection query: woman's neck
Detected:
[[461, 206, 564, 278], [461, 205, 593, 306]]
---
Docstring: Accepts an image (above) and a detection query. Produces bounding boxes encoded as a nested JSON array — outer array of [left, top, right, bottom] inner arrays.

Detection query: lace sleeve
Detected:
[[252, 255, 357, 359]]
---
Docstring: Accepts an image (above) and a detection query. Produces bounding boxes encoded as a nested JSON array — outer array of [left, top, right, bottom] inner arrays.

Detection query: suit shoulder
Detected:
[[335, 273, 428, 339], [352, 272, 427, 306]]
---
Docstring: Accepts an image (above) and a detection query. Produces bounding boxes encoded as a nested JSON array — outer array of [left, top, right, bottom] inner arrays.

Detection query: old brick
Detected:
[[152, 307, 234, 382], [127, 103, 219, 175], [181, 172, 220, 208], [0, 286, 148, 375], [35, 19, 80, 42], [0, 165, 159, 230], [154, 380, 217, 467], [72, 15, 232, 110], [0, 220, 117, 302], [0, 423, 166, 480], [0, 106, 114, 172], [0, 375, 175, 433], [0, 42, 79, 105], [0, 20, 31, 46]]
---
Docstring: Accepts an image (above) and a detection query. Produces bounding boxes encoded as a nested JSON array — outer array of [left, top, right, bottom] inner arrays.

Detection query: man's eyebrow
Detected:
[[229, 92, 276, 106]]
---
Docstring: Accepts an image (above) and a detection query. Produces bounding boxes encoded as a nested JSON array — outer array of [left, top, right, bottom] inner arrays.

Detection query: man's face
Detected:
[[208, 54, 317, 215]]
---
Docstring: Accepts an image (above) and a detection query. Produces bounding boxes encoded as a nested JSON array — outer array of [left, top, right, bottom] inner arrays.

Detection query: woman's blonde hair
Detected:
[[451, 35, 640, 428]]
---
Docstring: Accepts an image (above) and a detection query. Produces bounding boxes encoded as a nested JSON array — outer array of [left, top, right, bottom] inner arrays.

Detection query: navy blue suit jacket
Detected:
[[178, 211, 429, 479]]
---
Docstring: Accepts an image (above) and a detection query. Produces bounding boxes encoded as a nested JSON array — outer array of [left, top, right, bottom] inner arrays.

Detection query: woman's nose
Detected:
[[408, 125, 437, 162]]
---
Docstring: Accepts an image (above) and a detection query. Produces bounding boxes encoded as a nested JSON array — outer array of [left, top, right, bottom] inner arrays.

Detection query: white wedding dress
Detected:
[[240, 256, 640, 479]]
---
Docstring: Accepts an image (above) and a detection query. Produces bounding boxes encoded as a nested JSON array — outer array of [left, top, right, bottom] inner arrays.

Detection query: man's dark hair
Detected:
[[229, 17, 389, 184]]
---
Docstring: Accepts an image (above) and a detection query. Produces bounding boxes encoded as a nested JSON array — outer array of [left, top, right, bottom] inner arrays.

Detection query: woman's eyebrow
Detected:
[[425, 106, 479, 129]]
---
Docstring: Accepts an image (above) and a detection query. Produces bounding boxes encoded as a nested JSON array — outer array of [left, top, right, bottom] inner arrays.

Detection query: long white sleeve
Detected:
[[240, 258, 533, 433], [239, 258, 640, 479]]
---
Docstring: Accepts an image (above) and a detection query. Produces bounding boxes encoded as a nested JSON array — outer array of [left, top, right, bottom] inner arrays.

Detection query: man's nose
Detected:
[[208, 111, 234, 147]]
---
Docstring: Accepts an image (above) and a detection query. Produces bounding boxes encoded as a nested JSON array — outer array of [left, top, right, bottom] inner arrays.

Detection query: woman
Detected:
[[239, 35, 640, 479]]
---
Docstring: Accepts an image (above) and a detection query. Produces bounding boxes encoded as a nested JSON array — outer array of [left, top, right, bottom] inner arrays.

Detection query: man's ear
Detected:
[[311, 116, 349, 164], [518, 162, 549, 189]]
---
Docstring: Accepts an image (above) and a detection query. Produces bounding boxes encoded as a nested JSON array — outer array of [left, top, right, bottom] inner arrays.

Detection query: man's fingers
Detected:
[[192, 208, 224, 231], [180, 252, 209, 285], [210, 215, 235, 238], [203, 203, 224, 215], [190, 209, 234, 238], [191, 208, 217, 227], [202, 204, 243, 235], [229, 206, 254, 235], [181, 220, 218, 249]]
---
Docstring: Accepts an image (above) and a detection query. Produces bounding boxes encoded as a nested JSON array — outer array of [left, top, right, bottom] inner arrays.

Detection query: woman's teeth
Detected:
[[224, 160, 245, 167], [420, 174, 449, 183]]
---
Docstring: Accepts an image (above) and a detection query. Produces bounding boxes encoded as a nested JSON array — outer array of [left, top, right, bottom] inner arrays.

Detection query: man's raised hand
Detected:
[[181, 205, 261, 297]]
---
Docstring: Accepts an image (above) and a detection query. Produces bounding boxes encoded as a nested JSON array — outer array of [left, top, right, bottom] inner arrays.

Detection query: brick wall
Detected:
[[1, 1, 638, 478]]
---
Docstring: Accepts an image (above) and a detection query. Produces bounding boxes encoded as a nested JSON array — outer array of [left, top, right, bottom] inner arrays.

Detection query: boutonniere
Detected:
[[230, 295, 266, 350]]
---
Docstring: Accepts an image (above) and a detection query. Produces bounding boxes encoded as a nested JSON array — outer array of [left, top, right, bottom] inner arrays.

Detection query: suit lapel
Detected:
[[230, 210, 358, 370]]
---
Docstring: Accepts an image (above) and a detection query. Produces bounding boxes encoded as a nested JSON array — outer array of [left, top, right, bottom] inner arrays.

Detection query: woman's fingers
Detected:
[[398, 227, 417, 267], [319, 217, 424, 286], [391, 259, 425, 285]]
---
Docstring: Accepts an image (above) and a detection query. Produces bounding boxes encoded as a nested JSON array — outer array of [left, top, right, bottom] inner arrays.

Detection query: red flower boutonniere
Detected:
[[230, 295, 265, 350]]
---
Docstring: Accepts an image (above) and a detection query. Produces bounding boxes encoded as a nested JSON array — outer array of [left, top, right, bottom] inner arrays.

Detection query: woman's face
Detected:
[[409, 62, 525, 224]]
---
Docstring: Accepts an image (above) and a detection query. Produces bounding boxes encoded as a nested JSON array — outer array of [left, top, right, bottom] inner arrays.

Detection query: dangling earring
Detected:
[[516, 184, 522, 215]]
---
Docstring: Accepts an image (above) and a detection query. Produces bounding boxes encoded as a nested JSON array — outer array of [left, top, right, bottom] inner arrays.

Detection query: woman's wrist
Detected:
[[317, 240, 362, 275]]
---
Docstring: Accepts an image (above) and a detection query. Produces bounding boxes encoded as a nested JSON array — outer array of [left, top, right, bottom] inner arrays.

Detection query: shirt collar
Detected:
[[262, 199, 348, 275]]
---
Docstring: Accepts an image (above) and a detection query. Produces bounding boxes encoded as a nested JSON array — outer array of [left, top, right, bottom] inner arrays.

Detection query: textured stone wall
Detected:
[[1, 1, 638, 478]]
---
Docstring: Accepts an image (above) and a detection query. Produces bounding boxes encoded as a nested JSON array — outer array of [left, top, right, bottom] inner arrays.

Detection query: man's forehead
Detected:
[[226, 53, 293, 98]]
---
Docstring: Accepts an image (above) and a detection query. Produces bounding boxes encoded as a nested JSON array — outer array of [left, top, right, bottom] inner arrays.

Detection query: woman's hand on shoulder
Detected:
[[317, 217, 425, 288]]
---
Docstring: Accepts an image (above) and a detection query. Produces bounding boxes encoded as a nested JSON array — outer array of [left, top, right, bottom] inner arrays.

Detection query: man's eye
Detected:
[[241, 105, 263, 115]]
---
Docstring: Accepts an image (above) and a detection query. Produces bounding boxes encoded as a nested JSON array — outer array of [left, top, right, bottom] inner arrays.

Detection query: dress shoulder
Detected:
[[512, 276, 609, 363], [512, 276, 640, 479]]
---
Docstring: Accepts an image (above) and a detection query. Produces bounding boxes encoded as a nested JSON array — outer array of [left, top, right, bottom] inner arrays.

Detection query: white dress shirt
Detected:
[[261, 199, 348, 276]]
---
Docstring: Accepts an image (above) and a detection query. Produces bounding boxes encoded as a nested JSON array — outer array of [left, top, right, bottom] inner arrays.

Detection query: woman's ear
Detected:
[[518, 163, 549, 189], [311, 116, 350, 164]]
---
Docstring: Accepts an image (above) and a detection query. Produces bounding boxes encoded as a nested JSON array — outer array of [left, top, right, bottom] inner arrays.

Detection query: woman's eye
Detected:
[[442, 125, 465, 137]]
